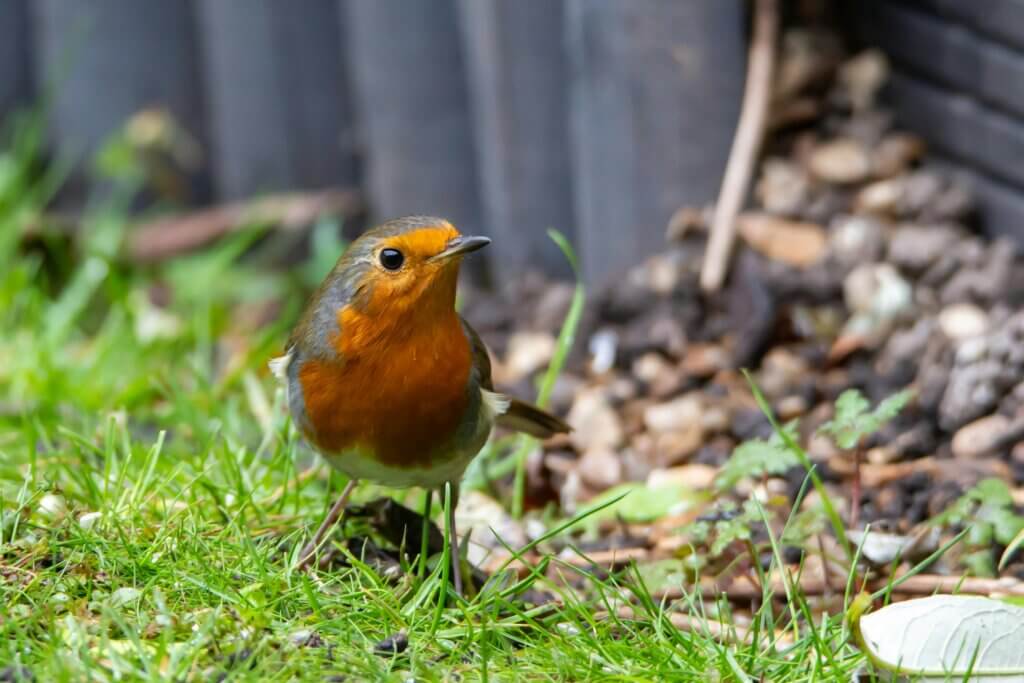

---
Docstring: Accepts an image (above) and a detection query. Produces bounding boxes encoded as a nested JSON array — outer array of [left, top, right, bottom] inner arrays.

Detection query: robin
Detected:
[[271, 215, 570, 593]]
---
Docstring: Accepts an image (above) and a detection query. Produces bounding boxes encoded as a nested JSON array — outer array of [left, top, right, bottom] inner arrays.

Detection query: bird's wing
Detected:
[[459, 316, 494, 391], [459, 316, 570, 439]]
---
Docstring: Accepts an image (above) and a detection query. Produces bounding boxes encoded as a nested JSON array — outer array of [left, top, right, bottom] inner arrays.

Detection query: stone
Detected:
[[951, 414, 1012, 458], [846, 528, 936, 566], [853, 178, 903, 215], [842, 263, 914, 344], [758, 348, 809, 399], [808, 138, 871, 184], [940, 361, 1009, 431], [652, 425, 704, 465], [643, 394, 702, 434], [456, 490, 527, 565], [828, 215, 885, 265], [938, 303, 989, 341], [843, 263, 912, 318], [646, 464, 718, 491], [567, 388, 624, 452], [578, 448, 623, 491], [871, 133, 925, 178], [588, 329, 618, 375], [838, 49, 889, 112], [504, 331, 556, 381], [78, 512, 102, 530], [777, 395, 809, 420], [737, 212, 827, 267], [700, 404, 731, 434], [756, 158, 810, 215], [38, 493, 67, 520], [887, 223, 959, 273], [680, 343, 729, 379]]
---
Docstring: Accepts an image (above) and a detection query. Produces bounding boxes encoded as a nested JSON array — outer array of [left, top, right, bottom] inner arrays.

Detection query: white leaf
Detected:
[[858, 595, 1024, 680]]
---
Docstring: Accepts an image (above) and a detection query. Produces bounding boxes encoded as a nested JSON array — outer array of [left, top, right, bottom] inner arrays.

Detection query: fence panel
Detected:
[[459, 0, 576, 279], [0, 0, 31, 122], [566, 0, 744, 283], [32, 0, 206, 172], [197, 0, 356, 200], [342, 0, 483, 268]]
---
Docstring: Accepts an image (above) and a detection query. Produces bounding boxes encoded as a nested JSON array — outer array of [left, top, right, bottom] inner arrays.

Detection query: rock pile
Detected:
[[461, 24, 1024, 570]]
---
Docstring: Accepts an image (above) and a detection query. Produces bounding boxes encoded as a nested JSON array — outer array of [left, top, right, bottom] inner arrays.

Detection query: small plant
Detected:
[[934, 478, 1024, 576], [817, 388, 913, 528], [715, 421, 800, 491]]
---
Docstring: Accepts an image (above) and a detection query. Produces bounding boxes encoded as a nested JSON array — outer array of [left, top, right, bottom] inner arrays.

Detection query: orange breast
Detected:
[[297, 306, 473, 468]]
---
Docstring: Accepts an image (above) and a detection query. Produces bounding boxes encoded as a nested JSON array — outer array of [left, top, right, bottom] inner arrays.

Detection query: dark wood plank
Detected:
[[458, 0, 576, 279], [0, 0, 31, 122], [32, 0, 205, 161], [887, 72, 1024, 189], [341, 0, 483, 255], [196, 0, 356, 199], [566, 0, 744, 283]]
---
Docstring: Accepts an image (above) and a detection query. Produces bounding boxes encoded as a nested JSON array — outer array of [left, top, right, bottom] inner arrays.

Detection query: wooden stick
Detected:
[[700, 0, 779, 292], [127, 188, 362, 263]]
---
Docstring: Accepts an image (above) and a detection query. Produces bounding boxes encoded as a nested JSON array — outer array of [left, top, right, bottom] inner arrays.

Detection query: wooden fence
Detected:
[[851, 0, 1024, 245], [0, 0, 746, 283]]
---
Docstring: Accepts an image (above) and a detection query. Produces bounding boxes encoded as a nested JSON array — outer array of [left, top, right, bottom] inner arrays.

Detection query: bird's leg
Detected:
[[444, 481, 464, 597], [418, 489, 432, 580], [298, 478, 358, 569]]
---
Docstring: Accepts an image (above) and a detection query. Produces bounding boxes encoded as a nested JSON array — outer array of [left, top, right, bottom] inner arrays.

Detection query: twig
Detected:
[[127, 188, 363, 262], [657, 573, 1024, 603], [700, 0, 780, 292]]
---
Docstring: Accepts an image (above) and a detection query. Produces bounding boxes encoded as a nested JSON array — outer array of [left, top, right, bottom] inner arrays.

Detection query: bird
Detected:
[[270, 215, 570, 594]]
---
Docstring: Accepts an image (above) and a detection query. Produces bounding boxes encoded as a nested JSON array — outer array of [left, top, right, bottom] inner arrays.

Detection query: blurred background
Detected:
[[1, 0, 746, 284], [3, 1, 1023, 283]]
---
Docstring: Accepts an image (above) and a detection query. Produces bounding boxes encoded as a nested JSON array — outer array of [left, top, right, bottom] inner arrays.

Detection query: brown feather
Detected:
[[497, 398, 571, 439]]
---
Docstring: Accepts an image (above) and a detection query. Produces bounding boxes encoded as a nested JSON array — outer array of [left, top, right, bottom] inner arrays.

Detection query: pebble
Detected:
[[504, 331, 556, 381], [938, 303, 989, 341], [568, 388, 624, 452], [777, 395, 809, 420], [829, 215, 885, 265], [700, 405, 731, 434], [632, 353, 678, 397], [951, 414, 1012, 458], [646, 464, 718, 491], [854, 178, 903, 215], [38, 493, 67, 521], [758, 348, 809, 398], [652, 426, 704, 466], [756, 158, 811, 215], [643, 394, 702, 434], [78, 512, 102, 530], [737, 212, 827, 267], [456, 490, 527, 565], [843, 263, 913, 318], [887, 223, 959, 272], [808, 138, 871, 184], [578, 448, 623, 491], [681, 343, 729, 379], [838, 49, 888, 112], [871, 133, 925, 178]]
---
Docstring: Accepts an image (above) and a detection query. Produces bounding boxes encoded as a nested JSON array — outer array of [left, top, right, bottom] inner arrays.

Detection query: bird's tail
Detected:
[[496, 398, 571, 439]]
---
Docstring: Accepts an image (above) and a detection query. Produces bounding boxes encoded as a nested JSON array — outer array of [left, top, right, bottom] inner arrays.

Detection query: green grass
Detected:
[[0, 114, 870, 681]]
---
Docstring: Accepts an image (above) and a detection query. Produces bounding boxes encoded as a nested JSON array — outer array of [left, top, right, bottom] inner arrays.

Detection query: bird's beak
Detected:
[[430, 235, 491, 261]]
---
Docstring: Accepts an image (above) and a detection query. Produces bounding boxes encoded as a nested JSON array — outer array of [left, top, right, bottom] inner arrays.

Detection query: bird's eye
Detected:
[[379, 248, 404, 271]]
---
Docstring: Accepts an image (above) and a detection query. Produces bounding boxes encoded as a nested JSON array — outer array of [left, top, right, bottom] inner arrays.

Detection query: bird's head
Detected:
[[293, 216, 489, 353]]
